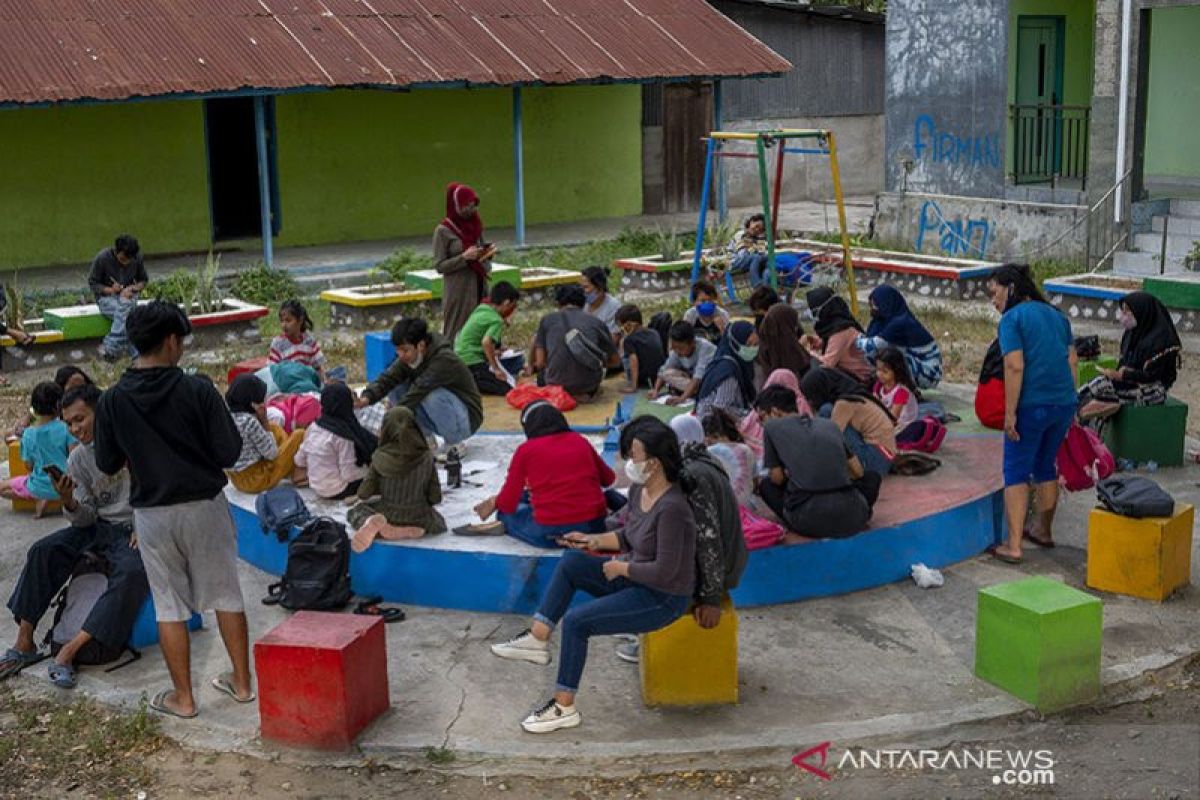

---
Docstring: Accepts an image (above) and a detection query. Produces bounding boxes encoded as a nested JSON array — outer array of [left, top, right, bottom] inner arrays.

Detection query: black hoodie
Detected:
[[95, 366, 242, 508]]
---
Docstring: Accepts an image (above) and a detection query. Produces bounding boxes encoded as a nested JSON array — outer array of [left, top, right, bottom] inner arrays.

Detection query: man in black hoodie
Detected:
[[94, 301, 251, 719]]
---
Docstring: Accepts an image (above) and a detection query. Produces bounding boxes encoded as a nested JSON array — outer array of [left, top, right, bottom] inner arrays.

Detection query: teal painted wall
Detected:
[[274, 85, 642, 247], [1144, 6, 1200, 180], [0, 101, 211, 269], [1005, 0, 1095, 175]]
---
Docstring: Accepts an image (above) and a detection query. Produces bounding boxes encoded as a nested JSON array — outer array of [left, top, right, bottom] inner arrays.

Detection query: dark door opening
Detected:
[[662, 82, 714, 214], [205, 97, 279, 241]]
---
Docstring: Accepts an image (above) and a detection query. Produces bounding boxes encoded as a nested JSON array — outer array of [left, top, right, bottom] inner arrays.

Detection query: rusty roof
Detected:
[[0, 0, 791, 106]]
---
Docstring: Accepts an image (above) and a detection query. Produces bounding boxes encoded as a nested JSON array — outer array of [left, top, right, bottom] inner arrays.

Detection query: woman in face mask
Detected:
[[1078, 291, 1181, 421], [488, 417, 696, 734], [694, 320, 759, 419], [859, 284, 943, 390], [801, 287, 872, 385], [580, 266, 622, 335]]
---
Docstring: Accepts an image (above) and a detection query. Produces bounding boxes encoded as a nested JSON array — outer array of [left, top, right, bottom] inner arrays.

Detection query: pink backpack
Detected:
[[896, 416, 948, 454], [739, 506, 785, 550], [1055, 423, 1115, 492], [267, 394, 321, 434]]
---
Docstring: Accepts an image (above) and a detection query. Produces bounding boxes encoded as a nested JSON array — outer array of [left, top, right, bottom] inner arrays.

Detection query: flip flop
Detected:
[[453, 521, 505, 536], [149, 689, 199, 719], [210, 673, 256, 704], [47, 661, 77, 689], [986, 545, 1023, 565], [0, 647, 45, 681], [355, 601, 406, 623], [1024, 529, 1056, 548]]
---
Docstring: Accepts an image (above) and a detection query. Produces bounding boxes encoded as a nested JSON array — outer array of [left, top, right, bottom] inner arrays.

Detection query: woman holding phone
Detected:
[[488, 416, 696, 733], [434, 182, 496, 344]]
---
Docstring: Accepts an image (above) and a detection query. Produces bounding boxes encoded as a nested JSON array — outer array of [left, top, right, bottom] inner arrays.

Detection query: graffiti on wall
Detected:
[[913, 114, 1001, 170], [915, 200, 991, 257]]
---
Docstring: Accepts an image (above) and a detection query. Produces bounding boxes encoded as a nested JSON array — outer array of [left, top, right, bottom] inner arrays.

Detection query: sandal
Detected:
[[986, 544, 1023, 565], [211, 673, 256, 704], [0, 647, 45, 681], [149, 689, 199, 719], [47, 661, 77, 689], [453, 521, 505, 537], [354, 601, 406, 623], [1024, 529, 1055, 549]]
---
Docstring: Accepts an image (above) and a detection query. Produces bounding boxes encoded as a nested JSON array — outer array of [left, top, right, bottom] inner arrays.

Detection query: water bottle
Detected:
[[1117, 457, 1135, 472], [1145, 460, 1158, 473], [445, 449, 463, 489]]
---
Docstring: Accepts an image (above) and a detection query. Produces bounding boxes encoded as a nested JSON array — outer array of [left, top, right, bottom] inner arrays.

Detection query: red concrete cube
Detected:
[[255, 611, 390, 750], [227, 356, 271, 386]]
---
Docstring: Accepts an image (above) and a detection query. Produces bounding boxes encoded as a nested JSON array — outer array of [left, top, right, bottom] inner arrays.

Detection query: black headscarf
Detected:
[[520, 401, 570, 439], [801, 366, 895, 423], [1120, 292, 1181, 385], [225, 374, 267, 415], [315, 383, 378, 466], [806, 287, 863, 342], [696, 321, 757, 408]]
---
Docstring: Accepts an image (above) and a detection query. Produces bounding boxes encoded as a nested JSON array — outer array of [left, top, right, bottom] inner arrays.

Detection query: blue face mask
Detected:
[[585, 289, 598, 305], [696, 301, 717, 317]]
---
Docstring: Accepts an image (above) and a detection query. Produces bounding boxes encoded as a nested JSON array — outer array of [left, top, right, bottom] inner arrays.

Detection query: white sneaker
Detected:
[[490, 629, 551, 665], [521, 698, 581, 734], [615, 640, 640, 664]]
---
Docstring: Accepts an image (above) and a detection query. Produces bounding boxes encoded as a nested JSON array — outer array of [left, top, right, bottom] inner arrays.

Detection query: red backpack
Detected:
[[1055, 423, 1115, 492]]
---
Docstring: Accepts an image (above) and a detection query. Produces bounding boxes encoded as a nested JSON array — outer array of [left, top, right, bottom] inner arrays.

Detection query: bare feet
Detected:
[[352, 514, 423, 552]]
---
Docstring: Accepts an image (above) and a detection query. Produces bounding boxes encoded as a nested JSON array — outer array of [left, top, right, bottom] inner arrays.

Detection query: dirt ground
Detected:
[[2, 659, 1197, 799]]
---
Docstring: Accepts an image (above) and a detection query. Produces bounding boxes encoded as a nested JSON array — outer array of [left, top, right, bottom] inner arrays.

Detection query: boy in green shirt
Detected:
[[454, 281, 520, 396]]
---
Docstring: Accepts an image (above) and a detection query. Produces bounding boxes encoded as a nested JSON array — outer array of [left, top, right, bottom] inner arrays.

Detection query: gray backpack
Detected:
[[1096, 476, 1175, 519], [565, 327, 606, 377]]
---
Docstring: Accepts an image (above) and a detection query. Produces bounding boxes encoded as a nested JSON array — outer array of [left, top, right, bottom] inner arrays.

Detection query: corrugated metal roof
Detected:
[[0, 0, 791, 106]]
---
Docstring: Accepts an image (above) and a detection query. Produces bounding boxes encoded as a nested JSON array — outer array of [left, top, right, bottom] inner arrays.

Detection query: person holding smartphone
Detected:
[[435, 182, 496, 344]]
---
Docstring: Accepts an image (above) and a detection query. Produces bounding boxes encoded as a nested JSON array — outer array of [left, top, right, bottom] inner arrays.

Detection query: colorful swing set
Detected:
[[690, 128, 859, 314]]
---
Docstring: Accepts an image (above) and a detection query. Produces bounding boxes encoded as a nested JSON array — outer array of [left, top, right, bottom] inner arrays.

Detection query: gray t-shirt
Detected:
[[762, 415, 853, 493], [66, 442, 133, 528], [587, 293, 623, 334], [614, 484, 696, 597], [659, 337, 717, 380], [535, 306, 616, 395]]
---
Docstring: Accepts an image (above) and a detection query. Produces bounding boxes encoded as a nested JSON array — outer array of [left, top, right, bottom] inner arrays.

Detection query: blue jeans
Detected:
[[1003, 403, 1075, 487], [97, 295, 137, 356], [388, 383, 473, 445], [732, 251, 770, 288], [534, 550, 689, 693], [818, 403, 892, 475], [499, 489, 628, 548]]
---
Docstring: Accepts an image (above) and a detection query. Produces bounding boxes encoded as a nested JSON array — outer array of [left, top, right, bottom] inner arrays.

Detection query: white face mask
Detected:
[[625, 459, 650, 484]]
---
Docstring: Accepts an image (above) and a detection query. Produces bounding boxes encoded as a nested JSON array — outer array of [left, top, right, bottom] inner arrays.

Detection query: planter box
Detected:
[[0, 298, 268, 372], [1145, 273, 1200, 312], [404, 263, 522, 298], [1047, 272, 1200, 332], [614, 254, 702, 293], [516, 266, 578, 289]]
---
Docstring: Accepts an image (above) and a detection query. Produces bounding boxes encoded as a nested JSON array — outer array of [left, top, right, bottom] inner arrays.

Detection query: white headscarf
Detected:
[[669, 414, 705, 447]]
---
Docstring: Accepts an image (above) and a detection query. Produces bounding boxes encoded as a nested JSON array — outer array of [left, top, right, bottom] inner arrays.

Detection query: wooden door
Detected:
[[662, 82, 714, 213]]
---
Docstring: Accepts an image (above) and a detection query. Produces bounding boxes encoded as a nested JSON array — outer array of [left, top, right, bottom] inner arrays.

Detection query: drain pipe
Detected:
[[1114, 0, 1132, 223]]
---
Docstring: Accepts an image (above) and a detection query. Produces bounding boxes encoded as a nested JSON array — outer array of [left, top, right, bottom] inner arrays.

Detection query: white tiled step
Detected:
[[1132, 232, 1199, 257], [1113, 250, 1187, 275], [1170, 199, 1200, 217], [1151, 215, 1200, 235]]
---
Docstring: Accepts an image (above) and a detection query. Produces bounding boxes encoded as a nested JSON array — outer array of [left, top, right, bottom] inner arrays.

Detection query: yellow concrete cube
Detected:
[[639, 597, 738, 707], [1087, 504, 1194, 602]]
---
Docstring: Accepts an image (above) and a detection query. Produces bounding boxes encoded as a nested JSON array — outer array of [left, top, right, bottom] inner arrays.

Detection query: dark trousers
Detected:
[[469, 362, 512, 396], [6, 522, 149, 650], [758, 473, 882, 539]]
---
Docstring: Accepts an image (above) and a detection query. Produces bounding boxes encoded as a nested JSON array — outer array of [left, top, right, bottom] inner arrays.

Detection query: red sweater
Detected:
[[495, 432, 616, 525]]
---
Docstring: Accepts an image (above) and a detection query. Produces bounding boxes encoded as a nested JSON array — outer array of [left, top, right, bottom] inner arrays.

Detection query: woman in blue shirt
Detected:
[[987, 264, 1077, 564]]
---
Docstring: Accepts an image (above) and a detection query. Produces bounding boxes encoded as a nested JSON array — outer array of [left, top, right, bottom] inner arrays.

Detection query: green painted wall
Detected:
[[1144, 6, 1200, 180], [1005, 0, 1095, 175], [274, 85, 642, 247], [0, 101, 210, 269]]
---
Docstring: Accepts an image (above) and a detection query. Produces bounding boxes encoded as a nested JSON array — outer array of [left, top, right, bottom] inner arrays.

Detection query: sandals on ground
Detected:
[[1024, 529, 1056, 548], [149, 689, 199, 719], [47, 661, 77, 689], [211, 672, 256, 704], [354, 599, 405, 623], [985, 544, 1023, 565], [0, 647, 45, 681]]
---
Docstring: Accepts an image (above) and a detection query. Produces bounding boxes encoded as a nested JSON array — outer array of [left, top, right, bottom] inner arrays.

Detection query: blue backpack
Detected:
[[255, 486, 311, 542]]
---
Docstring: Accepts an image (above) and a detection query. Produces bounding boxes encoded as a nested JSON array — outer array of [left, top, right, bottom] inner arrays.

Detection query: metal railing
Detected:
[[1084, 169, 1132, 270], [1010, 104, 1090, 188]]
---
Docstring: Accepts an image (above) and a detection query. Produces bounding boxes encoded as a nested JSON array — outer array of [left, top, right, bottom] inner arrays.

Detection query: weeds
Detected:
[[144, 252, 225, 315], [230, 262, 302, 307]]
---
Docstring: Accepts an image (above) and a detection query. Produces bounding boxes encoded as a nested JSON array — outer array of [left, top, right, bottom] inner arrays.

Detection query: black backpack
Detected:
[[1096, 476, 1176, 519], [256, 486, 311, 542], [43, 551, 140, 670], [263, 518, 352, 611]]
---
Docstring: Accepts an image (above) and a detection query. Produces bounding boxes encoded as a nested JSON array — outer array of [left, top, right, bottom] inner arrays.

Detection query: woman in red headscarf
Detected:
[[434, 183, 496, 343]]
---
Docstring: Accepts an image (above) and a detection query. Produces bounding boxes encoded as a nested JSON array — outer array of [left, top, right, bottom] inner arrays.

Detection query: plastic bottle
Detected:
[[1145, 460, 1158, 473], [446, 449, 463, 488]]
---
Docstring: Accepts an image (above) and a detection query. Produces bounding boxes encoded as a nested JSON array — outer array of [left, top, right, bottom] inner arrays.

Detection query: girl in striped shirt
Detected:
[[269, 299, 325, 378]]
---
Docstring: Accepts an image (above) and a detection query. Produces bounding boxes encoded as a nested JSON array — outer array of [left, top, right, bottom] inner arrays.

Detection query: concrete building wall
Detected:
[[1144, 5, 1200, 183], [884, 0, 1010, 198], [0, 100, 211, 268]]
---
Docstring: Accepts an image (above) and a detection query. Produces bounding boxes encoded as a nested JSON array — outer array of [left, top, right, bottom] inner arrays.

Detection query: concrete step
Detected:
[[1133, 232, 1199, 257], [1113, 250, 1188, 275], [1151, 215, 1200, 235], [1170, 198, 1200, 217]]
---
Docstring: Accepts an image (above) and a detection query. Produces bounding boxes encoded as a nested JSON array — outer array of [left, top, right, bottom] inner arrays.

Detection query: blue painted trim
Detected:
[[513, 87, 526, 247], [783, 147, 830, 155], [230, 485, 1005, 615], [1044, 280, 1125, 301], [253, 96, 274, 267]]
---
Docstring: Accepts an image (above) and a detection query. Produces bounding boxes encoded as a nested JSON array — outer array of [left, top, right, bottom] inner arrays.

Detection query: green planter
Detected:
[[42, 305, 113, 340]]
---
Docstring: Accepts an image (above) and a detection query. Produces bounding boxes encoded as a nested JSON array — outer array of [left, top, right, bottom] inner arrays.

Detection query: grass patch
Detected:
[[0, 685, 165, 798], [1030, 258, 1086, 287]]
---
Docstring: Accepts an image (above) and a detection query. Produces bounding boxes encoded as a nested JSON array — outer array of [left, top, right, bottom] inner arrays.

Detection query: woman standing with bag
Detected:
[[435, 182, 496, 343]]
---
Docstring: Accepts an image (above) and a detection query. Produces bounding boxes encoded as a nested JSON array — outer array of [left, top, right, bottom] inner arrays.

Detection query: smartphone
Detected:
[[45, 465, 64, 481]]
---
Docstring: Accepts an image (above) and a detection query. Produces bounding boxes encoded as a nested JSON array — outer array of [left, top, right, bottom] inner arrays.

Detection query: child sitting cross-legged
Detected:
[[0, 381, 76, 518], [348, 407, 447, 552], [224, 375, 307, 494], [269, 299, 325, 380]]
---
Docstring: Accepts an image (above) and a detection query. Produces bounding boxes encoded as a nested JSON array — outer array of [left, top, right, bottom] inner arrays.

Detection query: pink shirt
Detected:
[[818, 328, 873, 384], [294, 426, 366, 498]]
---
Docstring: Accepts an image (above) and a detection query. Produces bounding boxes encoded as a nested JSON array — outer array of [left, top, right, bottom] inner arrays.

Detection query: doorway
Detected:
[[204, 97, 280, 241], [662, 82, 714, 214], [1014, 17, 1066, 182]]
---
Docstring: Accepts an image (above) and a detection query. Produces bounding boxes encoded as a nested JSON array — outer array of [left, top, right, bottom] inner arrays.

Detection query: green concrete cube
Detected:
[[1145, 276, 1200, 312], [975, 576, 1102, 712], [403, 270, 443, 299], [42, 305, 112, 340], [1076, 356, 1118, 387], [490, 265, 522, 289], [1102, 396, 1188, 467]]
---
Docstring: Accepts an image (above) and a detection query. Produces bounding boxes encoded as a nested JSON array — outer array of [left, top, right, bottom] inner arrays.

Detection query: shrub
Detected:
[[230, 262, 302, 307]]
